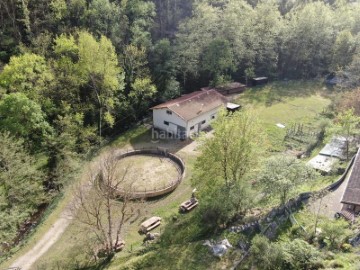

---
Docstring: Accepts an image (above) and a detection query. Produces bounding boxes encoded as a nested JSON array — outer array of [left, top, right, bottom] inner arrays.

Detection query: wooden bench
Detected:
[[139, 216, 162, 234], [179, 198, 198, 213]]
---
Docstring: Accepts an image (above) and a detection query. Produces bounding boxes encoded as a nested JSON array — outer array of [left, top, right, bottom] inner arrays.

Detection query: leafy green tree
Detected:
[[175, 2, 221, 85], [122, 44, 148, 87], [0, 93, 53, 151], [66, 0, 87, 27], [331, 30, 356, 70], [51, 31, 127, 143], [0, 0, 22, 62], [126, 0, 156, 49], [280, 2, 335, 78], [129, 77, 157, 119], [153, 0, 193, 39], [86, 0, 127, 48], [258, 155, 317, 205], [221, 0, 254, 72], [202, 39, 235, 86], [150, 39, 180, 101], [121, 43, 157, 120], [77, 31, 125, 136], [343, 51, 360, 88], [252, 1, 283, 76], [0, 132, 46, 244], [45, 105, 91, 189], [0, 53, 54, 101], [193, 110, 265, 226]]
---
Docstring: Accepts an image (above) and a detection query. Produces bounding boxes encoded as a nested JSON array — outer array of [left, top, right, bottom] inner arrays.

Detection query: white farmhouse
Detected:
[[151, 89, 228, 139]]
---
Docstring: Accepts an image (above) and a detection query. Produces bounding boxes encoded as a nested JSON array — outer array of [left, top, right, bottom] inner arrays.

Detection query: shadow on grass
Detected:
[[76, 256, 114, 270]]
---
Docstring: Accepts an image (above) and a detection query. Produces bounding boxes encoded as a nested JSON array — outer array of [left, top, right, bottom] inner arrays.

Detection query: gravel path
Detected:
[[9, 214, 72, 270]]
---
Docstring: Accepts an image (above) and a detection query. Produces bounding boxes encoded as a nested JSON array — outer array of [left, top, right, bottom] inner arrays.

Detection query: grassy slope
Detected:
[[30, 127, 199, 269], [2, 80, 338, 270]]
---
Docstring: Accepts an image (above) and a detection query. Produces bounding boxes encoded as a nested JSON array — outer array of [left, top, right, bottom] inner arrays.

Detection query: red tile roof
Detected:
[[151, 90, 227, 121]]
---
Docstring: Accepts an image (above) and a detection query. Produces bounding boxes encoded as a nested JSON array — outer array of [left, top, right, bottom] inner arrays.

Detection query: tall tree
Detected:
[[126, 0, 156, 49], [202, 38, 235, 86], [73, 151, 136, 257], [0, 93, 53, 151], [0, 53, 54, 102], [193, 110, 265, 226], [150, 39, 180, 101], [86, 0, 128, 49], [331, 30, 356, 70], [280, 2, 335, 78], [175, 2, 221, 86], [0, 132, 46, 244], [77, 31, 125, 137]]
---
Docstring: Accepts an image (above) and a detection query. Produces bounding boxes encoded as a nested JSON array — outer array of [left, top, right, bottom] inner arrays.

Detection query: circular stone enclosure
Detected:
[[101, 149, 185, 199]]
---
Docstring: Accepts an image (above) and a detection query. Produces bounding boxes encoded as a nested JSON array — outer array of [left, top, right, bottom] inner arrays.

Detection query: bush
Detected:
[[329, 261, 344, 268], [283, 239, 321, 269], [250, 235, 284, 270], [340, 243, 352, 252], [320, 219, 352, 250]]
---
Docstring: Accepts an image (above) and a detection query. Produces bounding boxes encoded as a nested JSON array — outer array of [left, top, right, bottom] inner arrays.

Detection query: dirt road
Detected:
[[9, 214, 72, 270]]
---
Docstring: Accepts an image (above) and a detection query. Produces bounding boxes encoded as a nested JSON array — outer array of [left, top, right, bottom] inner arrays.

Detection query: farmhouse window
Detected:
[[166, 110, 172, 115], [190, 126, 194, 130], [164, 121, 169, 126]]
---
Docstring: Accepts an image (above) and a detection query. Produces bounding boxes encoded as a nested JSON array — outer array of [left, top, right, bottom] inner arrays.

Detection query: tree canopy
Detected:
[[0, 132, 46, 244], [193, 110, 265, 226]]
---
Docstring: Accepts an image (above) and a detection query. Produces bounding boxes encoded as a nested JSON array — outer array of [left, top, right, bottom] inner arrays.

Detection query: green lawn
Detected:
[[234, 80, 331, 153]]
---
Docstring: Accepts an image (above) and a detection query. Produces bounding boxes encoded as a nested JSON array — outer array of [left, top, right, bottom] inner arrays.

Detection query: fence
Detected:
[[99, 148, 186, 199]]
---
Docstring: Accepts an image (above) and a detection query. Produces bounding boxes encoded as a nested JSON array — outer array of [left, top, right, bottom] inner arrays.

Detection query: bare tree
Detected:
[[72, 151, 137, 258]]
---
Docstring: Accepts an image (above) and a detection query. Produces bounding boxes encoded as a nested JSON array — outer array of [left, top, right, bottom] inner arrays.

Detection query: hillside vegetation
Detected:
[[1, 0, 360, 269]]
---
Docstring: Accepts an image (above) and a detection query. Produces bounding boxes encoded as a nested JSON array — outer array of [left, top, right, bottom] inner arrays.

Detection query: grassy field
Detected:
[[234, 80, 332, 153]]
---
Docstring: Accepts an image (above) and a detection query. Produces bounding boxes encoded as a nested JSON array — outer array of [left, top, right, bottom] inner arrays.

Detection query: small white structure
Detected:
[[151, 90, 228, 138]]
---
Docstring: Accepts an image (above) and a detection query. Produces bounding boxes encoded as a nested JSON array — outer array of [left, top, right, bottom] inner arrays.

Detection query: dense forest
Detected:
[[1, 0, 360, 249]]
